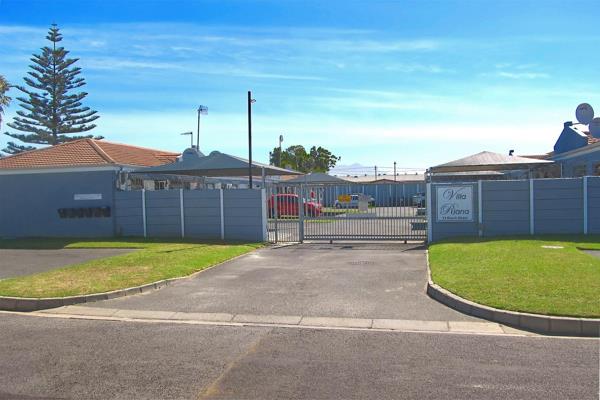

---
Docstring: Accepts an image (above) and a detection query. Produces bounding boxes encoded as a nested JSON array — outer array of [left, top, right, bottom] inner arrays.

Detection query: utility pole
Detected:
[[393, 161, 397, 181], [374, 165, 378, 181], [247, 91, 256, 188]]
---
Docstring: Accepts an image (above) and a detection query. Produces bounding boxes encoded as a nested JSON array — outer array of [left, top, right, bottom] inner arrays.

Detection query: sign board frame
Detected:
[[436, 185, 474, 223]]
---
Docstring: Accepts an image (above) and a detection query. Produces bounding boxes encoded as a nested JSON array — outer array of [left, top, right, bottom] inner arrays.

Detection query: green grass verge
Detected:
[[0, 238, 262, 298], [428, 236, 600, 318]]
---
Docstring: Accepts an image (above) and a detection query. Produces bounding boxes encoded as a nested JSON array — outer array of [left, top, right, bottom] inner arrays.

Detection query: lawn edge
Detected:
[[425, 250, 600, 337], [0, 246, 261, 312]]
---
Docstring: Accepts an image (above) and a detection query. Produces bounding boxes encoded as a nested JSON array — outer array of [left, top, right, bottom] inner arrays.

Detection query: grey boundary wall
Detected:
[[427, 177, 600, 242], [115, 188, 267, 242], [425, 254, 599, 337]]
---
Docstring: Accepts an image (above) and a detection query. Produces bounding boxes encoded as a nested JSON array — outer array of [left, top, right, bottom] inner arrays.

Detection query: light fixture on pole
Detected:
[[278, 134, 284, 167], [197, 105, 208, 150], [180, 131, 194, 148], [247, 91, 256, 188]]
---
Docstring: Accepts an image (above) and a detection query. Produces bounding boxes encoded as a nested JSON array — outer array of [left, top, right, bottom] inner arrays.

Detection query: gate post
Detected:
[[426, 183, 432, 243], [273, 186, 278, 243], [299, 184, 305, 243]]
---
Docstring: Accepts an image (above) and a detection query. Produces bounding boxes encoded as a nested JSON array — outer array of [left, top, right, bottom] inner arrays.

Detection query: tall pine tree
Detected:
[[3, 24, 101, 154]]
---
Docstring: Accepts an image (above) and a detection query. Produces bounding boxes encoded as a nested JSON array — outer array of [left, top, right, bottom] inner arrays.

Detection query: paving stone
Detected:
[[448, 321, 504, 333], [171, 312, 234, 322], [372, 319, 448, 332], [300, 316, 373, 328], [50, 306, 119, 317], [500, 325, 533, 335], [233, 314, 302, 325]]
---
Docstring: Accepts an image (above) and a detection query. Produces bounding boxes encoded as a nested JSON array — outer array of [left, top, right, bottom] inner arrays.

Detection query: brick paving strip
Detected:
[[30, 305, 544, 337]]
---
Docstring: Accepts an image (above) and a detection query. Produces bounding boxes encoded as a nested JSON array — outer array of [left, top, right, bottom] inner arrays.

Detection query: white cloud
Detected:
[[496, 71, 549, 79]]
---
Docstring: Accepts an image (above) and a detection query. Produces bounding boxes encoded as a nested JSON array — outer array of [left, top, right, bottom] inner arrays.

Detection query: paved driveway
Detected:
[[0, 249, 133, 279], [89, 243, 474, 321]]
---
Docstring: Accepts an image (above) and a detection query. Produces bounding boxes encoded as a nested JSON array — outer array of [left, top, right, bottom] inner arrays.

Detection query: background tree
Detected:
[[269, 144, 340, 173], [0, 75, 11, 129], [0, 75, 10, 157], [3, 24, 101, 154]]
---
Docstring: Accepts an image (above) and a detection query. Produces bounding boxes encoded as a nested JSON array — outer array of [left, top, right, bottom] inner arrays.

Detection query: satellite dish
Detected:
[[576, 103, 594, 125], [589, 117, 600, 138]]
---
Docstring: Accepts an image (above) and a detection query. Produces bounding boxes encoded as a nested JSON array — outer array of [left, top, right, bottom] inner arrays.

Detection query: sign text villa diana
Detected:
[[436, 185, 474, 222]]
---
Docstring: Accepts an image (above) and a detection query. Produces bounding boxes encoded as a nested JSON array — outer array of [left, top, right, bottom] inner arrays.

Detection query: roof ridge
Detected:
[[86, 138, 116, 164], [0, 138, 91, 160], [94, 139, 180, 155]]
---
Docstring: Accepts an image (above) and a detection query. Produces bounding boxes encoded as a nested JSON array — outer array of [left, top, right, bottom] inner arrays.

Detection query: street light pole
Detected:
[[197, 105, 208, 150], [278, 134, 284, 167], [247, 91, 256, 188]]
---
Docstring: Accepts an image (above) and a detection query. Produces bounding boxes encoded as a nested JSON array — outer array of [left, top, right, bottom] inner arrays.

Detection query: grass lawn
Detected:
[[428, 236, 600, 318], [0, 238, 262, 298]]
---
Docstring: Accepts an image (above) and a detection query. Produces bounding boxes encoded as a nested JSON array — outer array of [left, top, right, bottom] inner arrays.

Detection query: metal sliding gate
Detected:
[[267, 182, 427, 242]]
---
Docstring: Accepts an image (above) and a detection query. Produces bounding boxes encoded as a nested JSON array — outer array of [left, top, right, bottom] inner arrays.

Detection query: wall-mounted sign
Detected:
[[74, 193, 102, 201], [338, 194, 351, 203], [436, 186, 473, 222]]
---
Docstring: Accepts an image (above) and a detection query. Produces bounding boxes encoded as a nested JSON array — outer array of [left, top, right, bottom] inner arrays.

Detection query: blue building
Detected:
[[551, 122, 600, 177]]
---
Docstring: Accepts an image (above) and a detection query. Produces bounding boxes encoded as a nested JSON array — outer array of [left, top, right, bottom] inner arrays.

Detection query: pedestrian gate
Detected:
[[266, 183, 427, 242]]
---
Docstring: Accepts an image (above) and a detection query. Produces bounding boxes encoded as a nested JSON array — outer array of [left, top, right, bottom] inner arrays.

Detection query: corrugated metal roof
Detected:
[[340, 174, 425, 183], [133, 150, 301, 177], [286, 172, 349, 184], [430, 151, 552, 173]]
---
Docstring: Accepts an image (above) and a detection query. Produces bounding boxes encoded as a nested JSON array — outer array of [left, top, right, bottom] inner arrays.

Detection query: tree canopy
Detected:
[[3, 24, 101, 154], [270, 145, 340, 173]]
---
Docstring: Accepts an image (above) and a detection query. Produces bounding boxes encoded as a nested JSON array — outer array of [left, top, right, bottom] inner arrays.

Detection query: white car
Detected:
[[334, 194, 375, 209]]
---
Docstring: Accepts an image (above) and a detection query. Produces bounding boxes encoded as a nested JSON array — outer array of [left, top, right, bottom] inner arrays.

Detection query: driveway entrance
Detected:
[[86, 243, 473, 321]]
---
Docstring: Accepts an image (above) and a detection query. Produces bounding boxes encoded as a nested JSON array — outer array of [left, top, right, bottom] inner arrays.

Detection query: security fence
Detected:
[[267, 182, 427, 242]]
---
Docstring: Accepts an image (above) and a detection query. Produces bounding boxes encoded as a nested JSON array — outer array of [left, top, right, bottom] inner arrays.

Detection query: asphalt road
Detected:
[[0, 313, 597, 400], [0, 249, 133, 279], [87, 243, 474, 321]]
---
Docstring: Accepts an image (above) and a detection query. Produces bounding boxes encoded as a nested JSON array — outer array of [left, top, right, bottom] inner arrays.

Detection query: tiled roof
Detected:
[[0, 139, 180, 170]]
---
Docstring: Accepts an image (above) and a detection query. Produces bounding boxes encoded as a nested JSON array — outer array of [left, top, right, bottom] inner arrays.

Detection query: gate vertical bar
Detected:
[[299, 184, 304, 242]]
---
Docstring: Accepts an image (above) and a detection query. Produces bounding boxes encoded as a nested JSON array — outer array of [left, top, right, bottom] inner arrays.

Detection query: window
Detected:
[[154, 180, 167, 190], [594, 163, 600, 176]]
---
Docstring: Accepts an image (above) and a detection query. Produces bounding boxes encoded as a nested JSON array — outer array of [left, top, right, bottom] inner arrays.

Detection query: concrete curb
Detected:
[[425, 251, 600, 337], [0, 248, 258, 312]]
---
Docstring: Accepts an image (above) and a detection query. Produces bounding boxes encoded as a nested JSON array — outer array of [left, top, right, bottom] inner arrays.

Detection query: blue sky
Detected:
[[1, 0, 600, 174]]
